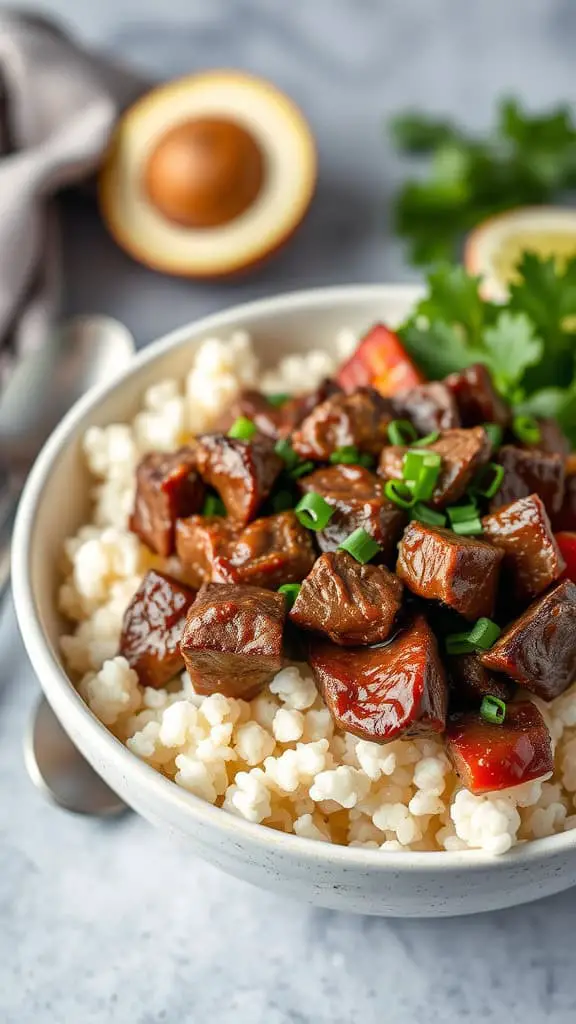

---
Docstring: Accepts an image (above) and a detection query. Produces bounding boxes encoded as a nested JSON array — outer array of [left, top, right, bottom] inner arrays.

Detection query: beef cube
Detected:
[[490, 446, 565, 517], [289, 550, 403, 646], [482, 494, 565, 604], [552, 455, 576, 532], [392, 382, 460, 435], [212, 511, 316, 589], [175, 515, 238, 587], [194, 435, 282, 524], [445, 363, 511, 428], [309, 614, 447, 743], [446, 702, 553, 794], [215, 389, 287, 439], [291, 387, 394, 461], [119, 570, 196, 689], [448, 653, 515, 710], [480, 580, 576, 700], [379, 427, 491, 508], [129, 447, 204, 556], [180, 583, 285, 699], [298, 464, 406, 559], [397, 521, 503, 621], [521, 418, 571, 457]]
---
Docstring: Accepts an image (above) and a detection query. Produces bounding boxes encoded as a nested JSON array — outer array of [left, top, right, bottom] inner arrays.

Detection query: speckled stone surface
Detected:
[[3, 1, 576, 1021]]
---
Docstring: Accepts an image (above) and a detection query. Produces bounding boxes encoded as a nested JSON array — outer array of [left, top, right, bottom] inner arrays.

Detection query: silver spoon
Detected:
[[0, 315, 135, 815]]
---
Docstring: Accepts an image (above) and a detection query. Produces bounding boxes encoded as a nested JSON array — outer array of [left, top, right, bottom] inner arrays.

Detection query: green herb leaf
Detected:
[[481, 311, 543, 395]]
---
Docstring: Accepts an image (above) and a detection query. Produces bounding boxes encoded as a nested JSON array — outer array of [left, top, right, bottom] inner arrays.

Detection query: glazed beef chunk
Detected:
[[180, 583, 285, 699], [444, 363, 510, 428], [521, 418, 570, 457], [379, 427, 491, 508], [130, 447, 204, 556], [552, 455, 576, 532], [397, 521, 503, 621], [448, 653, 514, 710], [215, 380, 342, 440], [175, 515, 237, 587], [298, 464, 406, 560], [392, 382, 460, 435], [483, 494, 565, 604], [290, 550, 403, 646], [194, 435, 282, 524], [309, 615, 447, 743], [446, 702, 553, 794], [481, 580, 576, 700], [291, 387, 394, 461], [490, 445, 565, 517], [212, 511, 316, 588], [119, 570, 196, 689]]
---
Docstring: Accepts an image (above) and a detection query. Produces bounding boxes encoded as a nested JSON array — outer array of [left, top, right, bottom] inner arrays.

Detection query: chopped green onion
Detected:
[[411, 461, 441, 502], [278, 583, 301, 609], [387, 419, 418, 446], [202, 493, 227, 517], [403, 449, 441, 482], [483, 423, 503, 449], [469, 462, 505, 499], [384, 479, 416, 509], [267, 393, 290, 408], [446, 501, 479, 525], [512, 414, 541, 445], [411, 502, 447, 527], [480, 695, 507, 725], [338, 527, 381, 564], [451, 517, 483, 536], [228, 416, 257, 440], [330, 445, 361, 465], [294, 492, 334, 531], [290, 460, 315, 480], [272, 490, 294, 512], [274, 438, 299, 469], [445, 617, 501, 655], [358, 453, 376, 469], [413, 430, 440, 447]]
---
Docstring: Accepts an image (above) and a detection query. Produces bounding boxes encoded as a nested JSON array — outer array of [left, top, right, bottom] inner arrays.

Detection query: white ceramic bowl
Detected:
[[12, 285, 576, 917]]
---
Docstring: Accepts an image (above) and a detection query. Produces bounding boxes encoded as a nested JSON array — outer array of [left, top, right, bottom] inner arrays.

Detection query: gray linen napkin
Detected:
[[0, 10, 148, 386]]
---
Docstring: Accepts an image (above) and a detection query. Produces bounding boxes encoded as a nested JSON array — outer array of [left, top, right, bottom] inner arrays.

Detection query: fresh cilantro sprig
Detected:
[[391, 98, 576, 265], [398, 253, 576, 443]]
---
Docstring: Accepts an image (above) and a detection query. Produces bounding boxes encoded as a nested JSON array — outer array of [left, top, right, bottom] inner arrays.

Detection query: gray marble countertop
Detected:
[[3, 2, 576, 1021]]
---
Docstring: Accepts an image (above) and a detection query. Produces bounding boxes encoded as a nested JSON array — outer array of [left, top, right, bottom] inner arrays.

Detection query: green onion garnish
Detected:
[[358, 453, 376, 469], [451, 517, 483, 536], [445, 617, 501, 655], [384, 479, 416, 509], [403, 449, 441, 481], [202, 493, 227, 517], [330, 445, 361, 465], [267, 393, 290, 408], [413, 430, 440, 447], [290, 460, 315, 480], [228, 416, 257, 440], [480, 695, 507, 725], [387, 419, 418, 446], [278, 583, 301, 609], [274, 438, 299, 469], [446, 501, 478, 525], [411, 460, 441, 502], [411, 503, 447, 527], [469, 462, 505, 499], [512, 414, 541, 445], [483, 423, 503, 449], [338, 527, 381, 564], [272, 490, 294, 512], [294, 492, 334, 531]]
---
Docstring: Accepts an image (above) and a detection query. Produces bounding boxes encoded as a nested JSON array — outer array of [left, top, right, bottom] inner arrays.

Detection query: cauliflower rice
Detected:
[[58, 329, 576, 855]]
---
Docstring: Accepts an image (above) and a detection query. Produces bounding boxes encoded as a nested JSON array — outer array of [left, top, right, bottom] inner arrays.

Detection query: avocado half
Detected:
[[99, 70, 317, 277]]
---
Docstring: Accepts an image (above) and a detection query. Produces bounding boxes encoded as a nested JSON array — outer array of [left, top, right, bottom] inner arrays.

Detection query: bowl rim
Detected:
[[12, 281, 576, 871]]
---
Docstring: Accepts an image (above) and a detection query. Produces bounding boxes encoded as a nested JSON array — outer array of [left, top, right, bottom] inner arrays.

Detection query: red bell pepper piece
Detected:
[[555, 532, 576, 582], [336, 323, 425, 397]]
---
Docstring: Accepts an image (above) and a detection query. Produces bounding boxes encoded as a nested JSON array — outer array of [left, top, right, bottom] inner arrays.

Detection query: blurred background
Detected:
[[3, 1, 576, 1022]]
